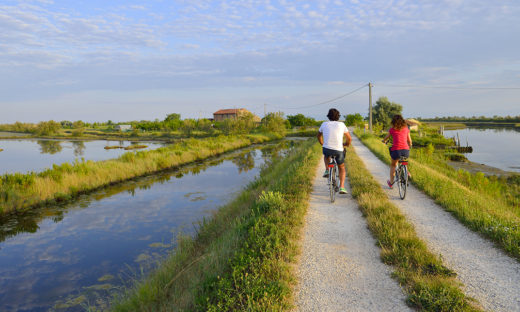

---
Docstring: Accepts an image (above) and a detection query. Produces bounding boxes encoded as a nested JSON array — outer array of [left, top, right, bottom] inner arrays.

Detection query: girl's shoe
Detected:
[[323, 170, 329, 178], [387, 180, 393, 189], [339, 187, 347, 194]]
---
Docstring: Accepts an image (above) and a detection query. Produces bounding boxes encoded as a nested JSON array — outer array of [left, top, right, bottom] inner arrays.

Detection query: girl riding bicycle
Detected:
[[382, 114, 412, 189]]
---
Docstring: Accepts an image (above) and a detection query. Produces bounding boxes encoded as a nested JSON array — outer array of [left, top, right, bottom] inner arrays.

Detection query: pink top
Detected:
[[389, 127, 410, 151]]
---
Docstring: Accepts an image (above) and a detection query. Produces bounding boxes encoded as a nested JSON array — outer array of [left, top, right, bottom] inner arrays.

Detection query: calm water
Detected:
[[0, 141, 294, 312], [444, 127, 520, 172], [0, 139, 166, 174]]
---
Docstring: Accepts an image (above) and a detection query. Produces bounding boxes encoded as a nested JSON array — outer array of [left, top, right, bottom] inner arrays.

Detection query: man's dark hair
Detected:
[[327, 108, 340, 121]]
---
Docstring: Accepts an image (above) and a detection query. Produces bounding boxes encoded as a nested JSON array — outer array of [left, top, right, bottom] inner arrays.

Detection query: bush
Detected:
[[260, 112, 286, 135], [35, 120, 61, 135]]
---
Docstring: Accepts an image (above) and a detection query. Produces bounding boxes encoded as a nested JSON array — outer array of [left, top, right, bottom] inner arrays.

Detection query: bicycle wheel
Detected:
[[334, 165, 340, 193], [399, 165, 407, 200], [329, 166, 335, 203], [395, 166, 402, 195]]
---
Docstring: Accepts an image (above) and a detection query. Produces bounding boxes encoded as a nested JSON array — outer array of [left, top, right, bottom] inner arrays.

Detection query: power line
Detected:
[[376, 83, 520, 90], [276, 83, 368, 110]]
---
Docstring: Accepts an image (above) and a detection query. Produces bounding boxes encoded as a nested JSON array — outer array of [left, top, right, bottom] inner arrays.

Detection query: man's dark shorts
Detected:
[[389, 149, 410, 160], [323, 147, 345, 165]]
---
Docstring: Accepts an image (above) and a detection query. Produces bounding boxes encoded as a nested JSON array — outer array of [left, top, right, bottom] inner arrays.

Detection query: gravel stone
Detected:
[[294, 161, 412, 311]]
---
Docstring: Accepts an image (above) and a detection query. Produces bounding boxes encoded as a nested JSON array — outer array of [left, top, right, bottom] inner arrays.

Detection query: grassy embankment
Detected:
[[0, 134, 280, 215], [111, 139, 321, 311], [354, 129, 520, 261], [345, 145, 480, 311]]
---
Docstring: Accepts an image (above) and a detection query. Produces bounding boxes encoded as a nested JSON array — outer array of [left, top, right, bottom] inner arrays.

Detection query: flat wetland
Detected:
[[443, 127, 520, 173], [0, 139, 166, 174], [0, 140, 295, 312]]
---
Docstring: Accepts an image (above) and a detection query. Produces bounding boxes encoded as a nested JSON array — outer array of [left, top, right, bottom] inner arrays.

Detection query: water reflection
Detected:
[[0, 139, 166, 175], [0, 141, 292, 245], [444, 127, 520, 172], [37, 140, 63, 154], [72, 141, 85, 157], [232, 151, 255, 173], [467, 125, 520, 133], [0, 140, 298, 311]]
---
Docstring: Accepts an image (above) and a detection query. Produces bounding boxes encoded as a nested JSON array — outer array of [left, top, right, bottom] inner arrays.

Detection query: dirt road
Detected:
[[294, 161, 412, 311], [351, 134, 520, 312]]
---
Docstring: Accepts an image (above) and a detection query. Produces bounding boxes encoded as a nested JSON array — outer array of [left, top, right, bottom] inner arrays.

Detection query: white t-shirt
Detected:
[[319, 121, 349, 151]]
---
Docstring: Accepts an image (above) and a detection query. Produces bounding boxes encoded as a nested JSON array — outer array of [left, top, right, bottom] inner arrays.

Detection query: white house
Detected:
[[114, 124, 132, 131]]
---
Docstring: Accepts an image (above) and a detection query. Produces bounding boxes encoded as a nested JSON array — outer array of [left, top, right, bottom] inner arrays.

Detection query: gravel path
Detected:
[[352, 134, 520, 312], [294, 161, 412, 311]]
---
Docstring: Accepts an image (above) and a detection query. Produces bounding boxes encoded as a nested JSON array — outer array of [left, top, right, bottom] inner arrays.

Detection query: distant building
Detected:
[[405, 119, 420, 131], [213, 108, 261, 122], [114, 124, 132, 131]]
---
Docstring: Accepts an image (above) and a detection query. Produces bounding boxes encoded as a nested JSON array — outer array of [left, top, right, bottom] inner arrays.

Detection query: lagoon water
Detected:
[[0, 139, 166, 174], [444, 127, 520, 173], [0, 141, 294, 312]]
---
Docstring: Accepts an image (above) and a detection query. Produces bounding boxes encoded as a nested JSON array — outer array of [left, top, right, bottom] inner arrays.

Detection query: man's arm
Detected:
[[344, 132, 352, 147], [317, 132, 324, 146], [382, 133, 391, 143]]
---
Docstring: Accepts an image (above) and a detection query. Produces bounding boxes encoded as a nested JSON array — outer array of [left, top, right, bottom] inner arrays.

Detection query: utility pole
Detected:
[[368, 82, 373, 132]]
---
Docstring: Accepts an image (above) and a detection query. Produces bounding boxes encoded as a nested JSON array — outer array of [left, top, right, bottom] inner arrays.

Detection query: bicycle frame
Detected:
[[395, 157, 408, 200], [328, 156, 339, 203]]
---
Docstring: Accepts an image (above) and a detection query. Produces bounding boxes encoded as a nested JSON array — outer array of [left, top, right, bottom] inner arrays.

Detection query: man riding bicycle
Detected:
[[317, 108, 352, 194]]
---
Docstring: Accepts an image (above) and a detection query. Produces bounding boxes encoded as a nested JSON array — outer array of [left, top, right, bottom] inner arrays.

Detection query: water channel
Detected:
[[443, 127, 520, 173], [0, 140, 297, 311], [0, 139, 166, 174]]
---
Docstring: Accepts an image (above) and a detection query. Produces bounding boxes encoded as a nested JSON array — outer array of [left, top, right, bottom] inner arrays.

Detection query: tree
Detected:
[[35, 120, 61, 135], [287, 114, 317, 128], [372, 97, 402, 128], [72, 120, 85, 137], [180, 119, 197, 136], [260, 112, 286, 135], [344, 113, 364, 126], [215, 112, 256, 135], [60, 120, 73, 129], [164, 113, 181, 122]]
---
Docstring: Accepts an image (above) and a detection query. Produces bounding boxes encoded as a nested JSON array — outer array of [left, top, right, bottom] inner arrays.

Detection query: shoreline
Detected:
[[447, 160, 519, 177]]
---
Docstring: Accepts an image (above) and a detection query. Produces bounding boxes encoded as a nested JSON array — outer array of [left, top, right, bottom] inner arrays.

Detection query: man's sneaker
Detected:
[[387, 180, 393, 189], [339, 187, 347, 194], [323, 170, 329, 178]]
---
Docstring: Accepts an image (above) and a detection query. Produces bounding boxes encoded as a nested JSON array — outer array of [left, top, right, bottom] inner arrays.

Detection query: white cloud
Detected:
[[0, 0, 518, 121]]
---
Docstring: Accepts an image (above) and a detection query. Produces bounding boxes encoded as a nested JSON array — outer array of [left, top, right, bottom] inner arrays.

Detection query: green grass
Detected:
[[354, 129, 520, 261], [345, 144, 480, 311], [0, 134, 281, 215], [111, 139, 321, 311]]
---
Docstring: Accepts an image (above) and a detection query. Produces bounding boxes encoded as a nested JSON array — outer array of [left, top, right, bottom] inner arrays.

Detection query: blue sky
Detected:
[[1, 0, 519, 123]]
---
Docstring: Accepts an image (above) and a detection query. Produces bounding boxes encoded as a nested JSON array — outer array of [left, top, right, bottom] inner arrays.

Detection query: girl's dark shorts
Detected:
[[389, 148, 410, 160], [323, 147, 345, 165]]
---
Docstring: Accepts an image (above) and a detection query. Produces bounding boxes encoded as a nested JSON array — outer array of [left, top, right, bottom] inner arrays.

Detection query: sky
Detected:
[[1, 0, 519, 123]]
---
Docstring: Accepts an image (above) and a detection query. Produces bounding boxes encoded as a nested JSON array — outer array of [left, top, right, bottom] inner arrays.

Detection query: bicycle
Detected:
[[394, 156, 409, 200], [327, 155, 340, 203], [383, 141, 410, 200]]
